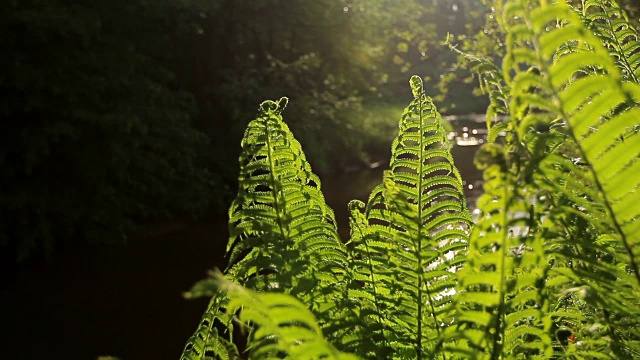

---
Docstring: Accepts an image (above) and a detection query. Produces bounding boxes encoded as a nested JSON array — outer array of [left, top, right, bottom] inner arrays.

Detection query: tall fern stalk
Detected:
[[182, 0, 640, 358]]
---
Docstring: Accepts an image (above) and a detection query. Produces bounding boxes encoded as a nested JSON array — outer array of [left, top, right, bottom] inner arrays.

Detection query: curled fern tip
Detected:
[[259, 99, 279, 114], [276, 97, 288, 114], [410, 75, 424, 98]]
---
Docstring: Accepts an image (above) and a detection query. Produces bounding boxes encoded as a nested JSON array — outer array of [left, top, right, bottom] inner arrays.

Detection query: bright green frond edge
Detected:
[[181, 0, 640, 358], [581, 0, 640, 83], [181, 96, 351, 359], [344, 76, 472, 359], [445, 0, 640, 358]]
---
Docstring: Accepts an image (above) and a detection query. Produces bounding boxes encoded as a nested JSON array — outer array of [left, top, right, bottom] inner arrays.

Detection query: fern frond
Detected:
[[447, 39, 511, 142], [581, 0, 640, 83], [182, 97, 350, 359], [495, 0, 640, 357], [347, 76, 472, 359], [507, 0, 640, 287], [181, 293, 239, 360], [225, 97, 348, 306], [215, 273, 359, 360], [332, 199, 396, 358], [448, 144, 552, 358]]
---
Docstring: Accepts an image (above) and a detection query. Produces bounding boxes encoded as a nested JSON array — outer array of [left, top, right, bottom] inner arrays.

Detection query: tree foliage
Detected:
[[0, 0, 483, 262], [182, 0, 640, 358], [188, 0, 453, 174], [0, 0, 215, 261]]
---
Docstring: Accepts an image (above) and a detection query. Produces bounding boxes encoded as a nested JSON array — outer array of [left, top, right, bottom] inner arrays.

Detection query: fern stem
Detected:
[[413, 94, 447, 359], [491, 169, 510, 360], [353, 219, 389, 349], [264, 116, 290, 270], [416, 93, 425, 360]]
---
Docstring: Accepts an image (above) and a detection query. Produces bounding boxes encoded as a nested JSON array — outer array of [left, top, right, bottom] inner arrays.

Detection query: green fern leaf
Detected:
[[494, 0, 640, 357], [224, 97, 348, 307], [181, 293, 239, 360], [214, 273, 359, 360], [447, 39, 511, 142], [519, 0, 640, 288], [449, 150, 552, 358], [182, 97, 349, 359], [347, 76, 471, 359], [581, 0, 640, 83]]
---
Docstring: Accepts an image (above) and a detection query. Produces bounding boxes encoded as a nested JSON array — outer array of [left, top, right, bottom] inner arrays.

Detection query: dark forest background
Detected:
[[2, 0, 639, 265], [0, 0, 491, 264]]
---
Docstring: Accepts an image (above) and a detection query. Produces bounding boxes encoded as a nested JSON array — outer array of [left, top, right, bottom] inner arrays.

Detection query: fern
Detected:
[[181, 0, 640, 358], [181, 97, 349, 359], [213, 272, 357, 359], [446, 37, 511, 143], [442, 0, 640, 357], [581, 0, 640, 83], [502, 0, 640, 288], [181, 293, 239, 360], [492, 0, 640, 357], [224, 97, 347, 300], [447, 144, 552, 358], [346, 76, 471, 359]]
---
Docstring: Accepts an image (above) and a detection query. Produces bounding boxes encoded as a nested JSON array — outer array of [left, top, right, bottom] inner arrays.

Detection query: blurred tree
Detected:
[[177, 0, 448, 173], [0, 0, 216, 262], [0, 0, 499, 262]]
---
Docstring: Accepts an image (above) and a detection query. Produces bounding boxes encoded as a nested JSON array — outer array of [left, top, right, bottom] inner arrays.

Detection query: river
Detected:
[[0, 115, 486, 359]]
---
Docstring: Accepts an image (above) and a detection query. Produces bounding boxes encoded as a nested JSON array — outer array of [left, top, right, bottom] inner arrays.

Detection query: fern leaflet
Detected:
[[347, 76, 471, 359]]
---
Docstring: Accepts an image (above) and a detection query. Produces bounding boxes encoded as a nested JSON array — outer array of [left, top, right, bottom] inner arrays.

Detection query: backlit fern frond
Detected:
[[347, 76, 472, 359], [447, 38, 511, 142], [181, 293, 239, 360], [181, 98, 349, 359], [504, 0, 640, 286], [445, 139, 552, 358], [215, 273, 358, 360], [581, 0, 640, 83], [224, 97, 347, 300], [494, 0, 640, 357], [329, 199, 395, 358]]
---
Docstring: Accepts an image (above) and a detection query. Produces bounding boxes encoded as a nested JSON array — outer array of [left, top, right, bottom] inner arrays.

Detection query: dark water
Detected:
[[0, 116, 486, 359], [0, 219, 228, 359]]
